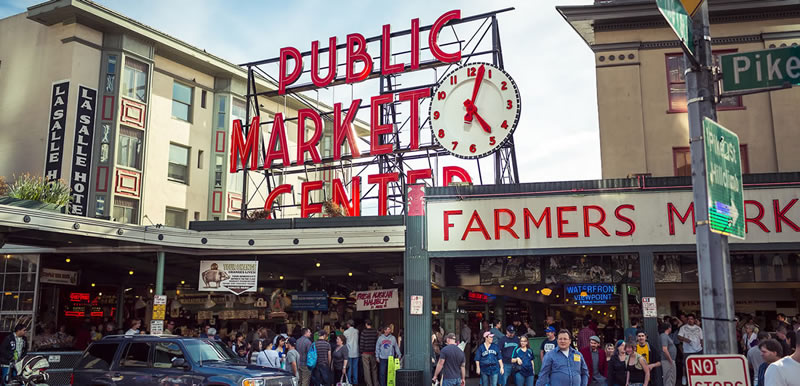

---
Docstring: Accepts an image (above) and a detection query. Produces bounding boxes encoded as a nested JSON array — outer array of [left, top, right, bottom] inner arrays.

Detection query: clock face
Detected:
[[429, 62, 521, 159]]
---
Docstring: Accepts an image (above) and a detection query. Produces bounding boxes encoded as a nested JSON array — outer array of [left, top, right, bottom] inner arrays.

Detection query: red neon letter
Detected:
[[368, 172, 399, 216], [494, 208, 519, 240], [333, 99, 362, 160], [429, 10, 461, 63], [410, 18, 420, 70], [744, 200, 769, 233], [331, 177, 361, 217], [773, 199, 800, 232], [381, 24, 404, 75], [523, 207, 552, 239], [264, 113, 290, 168], [667, 202, 695, 235], [279, 47, 302, 95], [614, 204, 636, 237], [462, 210, 490, 241], [557, 206, 578, 238], [398, 88, 431, 150], [311, 37, 337, 88], [443, 210, 462, 241], [296, 109, 323, 165], [407, 169, 433, 185], [300, 180, 324, 218], [229, 117, 260, 172], [346, 33, 373, 83], [583, 205, 611, 237], [370, 94, 394, 155], [263, 184, 293, 218], [442, 166, 473, 186]]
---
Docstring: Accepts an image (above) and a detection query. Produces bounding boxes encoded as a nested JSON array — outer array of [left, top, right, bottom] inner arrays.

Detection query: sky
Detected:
[[0, 0, 599, 184]]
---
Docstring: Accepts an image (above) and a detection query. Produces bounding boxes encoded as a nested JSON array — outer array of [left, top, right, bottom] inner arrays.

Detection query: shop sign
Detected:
[[686, 355, 750, 386], [426, 187, 800, 252], [68, 86, 97, 216], [466, 291, 489, 303], [290, 291, 329, 311], [356, 289, 399, 311], [642, 297, 658, 318], [41, 268, 78, 285], [198, 260, 258, 295], [410, 295, 423, 315], [44, 80, 70, 181], [565, 284, 618, 305]]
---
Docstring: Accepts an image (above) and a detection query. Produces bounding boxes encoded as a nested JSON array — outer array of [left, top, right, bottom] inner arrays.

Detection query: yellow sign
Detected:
[[680, 0, 704, 17], [153, 304, 166, 320]]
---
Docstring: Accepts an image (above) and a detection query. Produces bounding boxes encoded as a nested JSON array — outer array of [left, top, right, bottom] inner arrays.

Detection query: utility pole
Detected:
[[685, 3, 737, 354]]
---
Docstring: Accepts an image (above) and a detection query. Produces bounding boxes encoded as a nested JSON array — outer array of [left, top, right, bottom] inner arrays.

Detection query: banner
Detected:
[[290, 291, 329, 311], [198, 260, 258, 295], [40, 268, 79, 285], [69, 85, 97, 216], [356, 289, 399, 311], [564, 284, 618, 305], [45, 81, 70, 181]]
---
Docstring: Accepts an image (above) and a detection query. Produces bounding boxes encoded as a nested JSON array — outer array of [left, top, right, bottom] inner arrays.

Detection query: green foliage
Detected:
[[7, 174, 71, 206]]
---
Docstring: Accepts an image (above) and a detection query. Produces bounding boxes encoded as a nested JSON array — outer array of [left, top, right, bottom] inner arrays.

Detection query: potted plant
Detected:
[[0, 174, 71, 213]]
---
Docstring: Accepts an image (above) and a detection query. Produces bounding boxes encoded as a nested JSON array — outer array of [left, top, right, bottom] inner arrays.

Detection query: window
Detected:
[[197, 150, 204, 169], [165, 208, 187, 228], [120, 342, 151, 368], [673, 145, 750, 176], [121, 58, 148, 102], [214, 155, 224, 188], [77, 343, 119, 370], [113, 197, 139, 225], [168, 144, 190, 183], [172, 82, 193, 121], [117, 127, 143, 170], [232, 98, 246, 122], [194, 211, 200, 221], [201, 90, 207, 109], [216, 96, 227, 129], [153, 342, 186, 369], [666, 51, 743, 112]]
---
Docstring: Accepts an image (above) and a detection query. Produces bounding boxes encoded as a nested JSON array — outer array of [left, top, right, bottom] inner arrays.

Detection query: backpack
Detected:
[[306, 341, 318, 369]]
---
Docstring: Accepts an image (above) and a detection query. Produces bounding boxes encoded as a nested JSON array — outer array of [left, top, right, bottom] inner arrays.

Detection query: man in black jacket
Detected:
[[0, 324, 28, 384]]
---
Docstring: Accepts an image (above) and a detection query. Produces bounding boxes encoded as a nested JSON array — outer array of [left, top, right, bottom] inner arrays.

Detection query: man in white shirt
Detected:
[[677, 314, 703, 355], [764, 336, 800, 386], [343, 320, 360, 385]]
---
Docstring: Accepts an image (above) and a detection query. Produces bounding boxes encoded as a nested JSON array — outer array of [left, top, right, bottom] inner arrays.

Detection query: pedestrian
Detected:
[[742, 324, 758, 352], [497, 325, 520, 385], [432, 333, 466, 386], [748, 332, 769, 385], [775, 325, 792, 357], [623, 338, 651, 386], [258, 341, 281, 368], [677, 314, 703, 356], [579, 335, 607, 386], [539, 326, 557, 362], [312, 330, 332, 386], [764, 333, 800, 386], [232, 332, 247, 354], [578, 319, 594, 351], [625, 318, 640, 343], [605, 343, 616, 364], [757, 338, 783, 386], [511, 335, 536, 386], [286, 337, 300, 381], [660, 322, 677, 386], [332, 335, 349, 385], [296, 328, 313, 386], [607, 340, 627, 386], [250, 339, 264, 365], [635, 330, 661, 370], [360, 319, 379, 386], [461, 319, 472, 375], [475, 331, 503, 386], [125, 319, 141, 335], [376, 325, 401, 386], [343, 320, 359, 386], [776, 313, 791, 332], [535, 329, 589, 386], [0, 324, 27, 385], [490, 320, 504, 341]]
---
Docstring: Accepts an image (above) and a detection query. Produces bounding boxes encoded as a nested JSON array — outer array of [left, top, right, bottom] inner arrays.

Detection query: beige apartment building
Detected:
[[560, 0, 800, 179], [0, 0, 360, 227]]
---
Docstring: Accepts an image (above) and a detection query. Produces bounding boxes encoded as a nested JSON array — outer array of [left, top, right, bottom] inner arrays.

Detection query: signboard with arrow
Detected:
[[703, 118, 745, 240]]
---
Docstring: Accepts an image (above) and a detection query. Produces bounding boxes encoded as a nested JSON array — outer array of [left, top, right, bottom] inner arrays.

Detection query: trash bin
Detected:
[[396, 369, 423, 386]]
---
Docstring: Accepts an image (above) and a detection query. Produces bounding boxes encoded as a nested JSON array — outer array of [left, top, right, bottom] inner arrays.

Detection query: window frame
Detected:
[[672, 145, 750, 176], [164, 207, 188, 229], [665, 50, 744, 113], [171, 81, 193, 122], [116, 126, 144, 170], [121, 58, 148, 103], [119, 341, 152, 368], [113, 197, 139, 225], [168, 143, 191, 184]]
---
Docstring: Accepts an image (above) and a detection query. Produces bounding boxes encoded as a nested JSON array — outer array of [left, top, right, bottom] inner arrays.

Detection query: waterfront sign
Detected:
[[657, 0, 694, 57], [721, 47, 800, 92], [686, 355, 750, 386], [565, 284, 618, 305], [703, 118, 745, 239]]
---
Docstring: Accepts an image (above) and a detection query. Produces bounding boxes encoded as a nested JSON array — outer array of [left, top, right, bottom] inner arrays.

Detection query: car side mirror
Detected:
[[172, 358, 190, 370]]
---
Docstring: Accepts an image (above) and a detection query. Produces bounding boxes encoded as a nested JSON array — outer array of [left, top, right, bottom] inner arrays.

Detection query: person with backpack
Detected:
[[312, 330, 332, 386], [296, 328, 313, 386]]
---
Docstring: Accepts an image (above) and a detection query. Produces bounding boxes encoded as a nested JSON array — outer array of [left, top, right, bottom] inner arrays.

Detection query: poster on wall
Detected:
[[69, 85, 97, 216], [45, 80, 70, 181], [198, 260, 258, 295], [356, 289, 399, 311], [480, 256, 540, 285], [289, 291, 329, 311]]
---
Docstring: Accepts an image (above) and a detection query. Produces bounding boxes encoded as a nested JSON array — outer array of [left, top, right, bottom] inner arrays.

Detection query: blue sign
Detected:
[[290, 291, 329, 311], [564, 284, 618, 305]]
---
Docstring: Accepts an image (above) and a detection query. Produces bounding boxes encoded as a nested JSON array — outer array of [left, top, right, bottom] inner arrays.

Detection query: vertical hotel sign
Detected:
[[45, 81, 70, 181], [69, 86, 97, 216]]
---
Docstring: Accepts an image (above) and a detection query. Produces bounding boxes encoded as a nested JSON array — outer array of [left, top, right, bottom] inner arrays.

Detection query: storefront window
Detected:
[[544, 254, 638, 284], [0, 255, 38, 332], [121, 58, 148, 103], [753, 253, 800, 282]]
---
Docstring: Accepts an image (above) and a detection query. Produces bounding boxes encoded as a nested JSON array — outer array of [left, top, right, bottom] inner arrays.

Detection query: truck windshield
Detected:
[[183, 339, 238, 363]]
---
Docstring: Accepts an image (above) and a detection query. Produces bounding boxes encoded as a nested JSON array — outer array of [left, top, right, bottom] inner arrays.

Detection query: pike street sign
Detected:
[[680, 0, 704, 17], [703, 118, 745, 240], [720, 46, 800, 92], [657, 0, 695, 58]]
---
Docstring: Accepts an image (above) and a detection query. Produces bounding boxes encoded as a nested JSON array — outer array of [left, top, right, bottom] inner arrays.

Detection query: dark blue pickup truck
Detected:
[[71, 335, 295, 386]]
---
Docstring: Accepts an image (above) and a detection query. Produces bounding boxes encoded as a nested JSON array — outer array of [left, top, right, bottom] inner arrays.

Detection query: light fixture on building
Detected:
[[541, 288, 553, 296], [65, 258, 71, 263], [589, 307, 593, 311], [524, 288, 529, 292], [129, 270, 134, 275], [432, 310, 440, 315], [581, 305, 586, 308], [279, 275, 284, 280], [98, 292, 102, 296], [610, 306, 617, 311], [597, 310, 601, 314], [348, 272, 353, 277], [176, 289, 181, 295], [91, 283, 96, 287], [555, 294, 560, 298], [500, 284, 505, 288], [149, 288, 153, 294], [536, 290, 541, 294], [315, 262, 321, 268], [513, 286, 518, 291], [507, 256, 512, 259], [181, 280, 185, 285]]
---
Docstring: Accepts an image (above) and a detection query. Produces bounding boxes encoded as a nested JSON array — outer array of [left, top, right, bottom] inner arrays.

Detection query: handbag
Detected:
[[337, 373, 352, 386]]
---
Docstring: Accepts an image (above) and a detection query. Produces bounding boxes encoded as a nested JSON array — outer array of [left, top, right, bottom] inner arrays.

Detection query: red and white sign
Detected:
[[426, 187, 800, 251], [356, 289, 399, 311], [686, 355, 750, 386]]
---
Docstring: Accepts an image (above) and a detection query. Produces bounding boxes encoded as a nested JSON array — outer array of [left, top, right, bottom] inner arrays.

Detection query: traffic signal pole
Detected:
[[685, 3, 737, 354]]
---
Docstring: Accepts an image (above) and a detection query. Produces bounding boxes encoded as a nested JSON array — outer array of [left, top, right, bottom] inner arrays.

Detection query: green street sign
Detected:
[[657, 0, 695, 58], [720, 47, 800, 92], [703, 118, 745, 240]]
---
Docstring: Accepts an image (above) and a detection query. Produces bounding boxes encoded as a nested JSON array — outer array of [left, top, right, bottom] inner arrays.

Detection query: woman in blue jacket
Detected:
[[512, 336, 536, 386], [536, 329, 589, 386], [475, 331, 504, 386]]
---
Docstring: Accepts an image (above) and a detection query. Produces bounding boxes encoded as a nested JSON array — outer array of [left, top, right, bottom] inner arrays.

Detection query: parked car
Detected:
[[71, 335, 296, 386]]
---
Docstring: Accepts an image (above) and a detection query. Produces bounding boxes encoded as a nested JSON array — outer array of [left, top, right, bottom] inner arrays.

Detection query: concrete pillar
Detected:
[[155, 251, 165, 295], [621, 284, 630, 329], [302, 279, 309, 328]]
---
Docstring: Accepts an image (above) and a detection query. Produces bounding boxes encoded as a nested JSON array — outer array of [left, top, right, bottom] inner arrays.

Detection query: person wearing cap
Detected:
[[536, 329, 589, 386], [498, 325, 520, 385], [540, 326, 558, 362], [343, 320, 359, 385], [579, 335, 607, 386], [433, 333, 465, 386], [475, 331, 503, 386], [285, 337, 299, 381]]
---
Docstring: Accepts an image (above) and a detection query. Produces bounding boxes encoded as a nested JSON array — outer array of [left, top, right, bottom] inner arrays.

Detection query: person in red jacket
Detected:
[[579, 335, 607, 386]]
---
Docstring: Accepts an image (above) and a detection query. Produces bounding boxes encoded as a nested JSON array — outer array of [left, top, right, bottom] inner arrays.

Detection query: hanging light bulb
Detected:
[[315, 262, 321, 268], [348, 272, 353, 277], [129, 270, 134, 276], [181, 280, 185, 285], [91, 283, 96, 287], [65, 258, 71, 263], [279, 275, 284, 280]]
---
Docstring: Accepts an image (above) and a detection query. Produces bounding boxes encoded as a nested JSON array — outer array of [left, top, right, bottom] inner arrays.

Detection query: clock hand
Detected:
[[472, 109, 492, 134], [464, 65, 485, 123]]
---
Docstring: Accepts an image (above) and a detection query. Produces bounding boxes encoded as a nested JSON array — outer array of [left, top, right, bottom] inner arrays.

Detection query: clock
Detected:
[[429, 62, 521, 159]]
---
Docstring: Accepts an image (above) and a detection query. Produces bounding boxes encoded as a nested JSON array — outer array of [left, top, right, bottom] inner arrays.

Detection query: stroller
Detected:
[[6, 355, 50, 386]]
